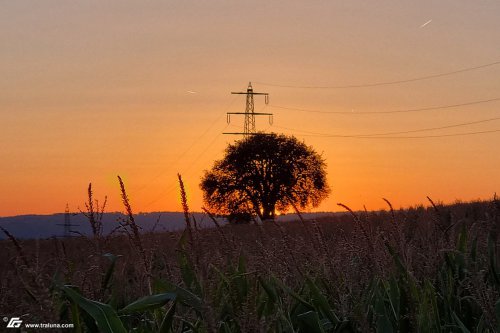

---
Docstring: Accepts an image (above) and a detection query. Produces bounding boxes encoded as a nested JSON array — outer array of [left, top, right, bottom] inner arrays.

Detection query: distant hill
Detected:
[[0, 212, 220, 239], [0, 212, 336, 239]]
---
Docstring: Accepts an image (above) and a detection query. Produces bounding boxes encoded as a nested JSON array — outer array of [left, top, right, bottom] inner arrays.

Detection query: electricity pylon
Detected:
[[223, 82, 273, 137], [56, 204, 79, 238]]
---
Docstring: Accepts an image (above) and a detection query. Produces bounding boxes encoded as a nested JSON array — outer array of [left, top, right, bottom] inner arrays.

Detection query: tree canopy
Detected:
[[200, 133, 330, 221]]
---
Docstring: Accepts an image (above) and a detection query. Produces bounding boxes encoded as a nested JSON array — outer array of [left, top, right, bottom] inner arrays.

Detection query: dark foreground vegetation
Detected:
[[1, 193, 499, 332]]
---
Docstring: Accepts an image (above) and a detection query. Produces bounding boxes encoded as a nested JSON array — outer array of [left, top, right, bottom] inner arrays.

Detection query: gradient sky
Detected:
[[1, 1, 499, 217]]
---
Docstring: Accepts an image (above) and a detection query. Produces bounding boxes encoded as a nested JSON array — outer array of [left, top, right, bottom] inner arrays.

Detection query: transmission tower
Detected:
[[223, 82, 273, 137], [56, 204, 79, 238]]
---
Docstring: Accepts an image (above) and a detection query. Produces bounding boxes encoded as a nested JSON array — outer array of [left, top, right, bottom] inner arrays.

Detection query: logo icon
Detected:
[[6, 317, 22, 328]]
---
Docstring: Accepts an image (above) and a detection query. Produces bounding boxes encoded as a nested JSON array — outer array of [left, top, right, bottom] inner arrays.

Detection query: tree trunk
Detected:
[[262, 204, 275, 221]]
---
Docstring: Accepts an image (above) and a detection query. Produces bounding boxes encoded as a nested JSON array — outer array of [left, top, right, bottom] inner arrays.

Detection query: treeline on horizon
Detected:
[[0, 197, 494, 240]]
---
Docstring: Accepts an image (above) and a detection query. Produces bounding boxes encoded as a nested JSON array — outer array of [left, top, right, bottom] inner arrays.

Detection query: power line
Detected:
[[269, 96, 500, 115], [273, 124, 500, 139], [368, 117, 500, 136], [278, 126, 500, 139], [136, 84, 254, 209], [141, 123, 230, 210], [146, 105, 270, 209], [361, 129, 500, 139], [130, 96, 238, 195], [254, 59, 500, 89], [274, 115, 500, 137]]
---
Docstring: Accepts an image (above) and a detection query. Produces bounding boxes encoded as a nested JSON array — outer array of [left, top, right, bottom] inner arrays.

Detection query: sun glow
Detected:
[[0, 2, 499, 216]]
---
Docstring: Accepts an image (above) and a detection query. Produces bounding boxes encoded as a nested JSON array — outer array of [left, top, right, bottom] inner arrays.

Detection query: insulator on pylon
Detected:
[[224, 83, 273, 136]]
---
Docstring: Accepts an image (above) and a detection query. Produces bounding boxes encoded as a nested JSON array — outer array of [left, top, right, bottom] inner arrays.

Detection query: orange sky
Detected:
[[1, 1, 499, 217]]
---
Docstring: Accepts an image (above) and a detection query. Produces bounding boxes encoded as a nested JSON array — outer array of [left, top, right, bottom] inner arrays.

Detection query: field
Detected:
[[1, 195, 499, 332]]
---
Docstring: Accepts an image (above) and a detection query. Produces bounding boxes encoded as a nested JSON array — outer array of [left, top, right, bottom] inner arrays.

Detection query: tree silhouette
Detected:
[[200, 133, 330, 222]]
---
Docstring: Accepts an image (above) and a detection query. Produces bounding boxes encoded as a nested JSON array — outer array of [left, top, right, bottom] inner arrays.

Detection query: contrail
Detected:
[[420, 19, 432, 28], [187, 90, 197, 94]]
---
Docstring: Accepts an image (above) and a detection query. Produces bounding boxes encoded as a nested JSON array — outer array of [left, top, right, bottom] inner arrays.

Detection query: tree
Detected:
[[200, 133, 330, 221]]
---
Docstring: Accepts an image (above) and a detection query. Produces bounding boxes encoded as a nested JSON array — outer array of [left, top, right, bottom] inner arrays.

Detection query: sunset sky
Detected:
[[1, 1, 499, 217]]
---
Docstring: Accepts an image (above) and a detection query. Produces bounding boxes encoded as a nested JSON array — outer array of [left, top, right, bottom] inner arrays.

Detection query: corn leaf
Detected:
[[120, 292, 176, 313], [297, 311, 326, 333], [61, 286, 127, 333], [159, 301, 176, 333]]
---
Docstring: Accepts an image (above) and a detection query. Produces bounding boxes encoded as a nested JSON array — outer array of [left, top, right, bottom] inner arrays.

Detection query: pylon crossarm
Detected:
[[231, 92, 269, 95], [225, 82, 273, 136], [222, 132, 275, 135], [226, 112, 273, 115]]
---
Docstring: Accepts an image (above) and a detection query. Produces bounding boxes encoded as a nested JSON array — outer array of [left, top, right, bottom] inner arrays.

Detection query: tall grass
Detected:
[[0, 180, 499, 332]]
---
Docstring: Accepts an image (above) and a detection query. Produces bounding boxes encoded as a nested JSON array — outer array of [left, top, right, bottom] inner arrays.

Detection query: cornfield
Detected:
[[0, 178, 499, 332]]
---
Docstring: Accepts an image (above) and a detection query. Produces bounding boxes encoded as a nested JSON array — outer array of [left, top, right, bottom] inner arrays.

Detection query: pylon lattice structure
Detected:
[[56, 204, 79, 238], [224, 82, 273, 137]]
